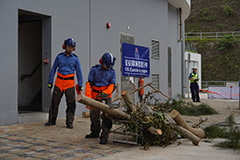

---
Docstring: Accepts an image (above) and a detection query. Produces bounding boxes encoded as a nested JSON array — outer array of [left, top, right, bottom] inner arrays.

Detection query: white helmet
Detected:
[[193, 66, 198, 70]]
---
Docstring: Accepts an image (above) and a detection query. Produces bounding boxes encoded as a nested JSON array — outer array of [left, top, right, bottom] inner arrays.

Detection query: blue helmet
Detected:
[[64, 38, 76, 47], [101, 52, 116, 68]]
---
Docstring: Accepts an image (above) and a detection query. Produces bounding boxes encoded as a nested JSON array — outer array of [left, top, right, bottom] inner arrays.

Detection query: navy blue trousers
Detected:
[[190, 82, 200, 102]]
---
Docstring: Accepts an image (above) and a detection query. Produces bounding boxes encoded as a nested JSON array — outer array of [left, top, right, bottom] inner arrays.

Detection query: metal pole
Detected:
[[187, 53, 191, 98], [239, 69, 240, 109], [182, 21, 186, 98]]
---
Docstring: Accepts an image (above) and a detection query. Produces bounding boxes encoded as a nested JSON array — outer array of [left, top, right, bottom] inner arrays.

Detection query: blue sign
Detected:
[[122, 43, 150, 77]]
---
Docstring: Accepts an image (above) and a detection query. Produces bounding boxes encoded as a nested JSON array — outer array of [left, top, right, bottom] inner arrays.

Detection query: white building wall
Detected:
[[0, 0, 190, 125]]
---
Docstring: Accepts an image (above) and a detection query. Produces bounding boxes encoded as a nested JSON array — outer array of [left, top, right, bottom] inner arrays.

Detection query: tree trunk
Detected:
[[82, 111, 90, 118], [76, 94, 131, 120], [169, 122, 201, 146], [170, 110, 205, 138], [121, 90, 137, 112]]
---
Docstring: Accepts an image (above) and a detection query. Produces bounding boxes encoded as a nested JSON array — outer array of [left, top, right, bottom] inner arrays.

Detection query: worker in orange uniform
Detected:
[[45, 38, 83, 129], [139, 76, 144, 101], [85, 52, 116, 145]]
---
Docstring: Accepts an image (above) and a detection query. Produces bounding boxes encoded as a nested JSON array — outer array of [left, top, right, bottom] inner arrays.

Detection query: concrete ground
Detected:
[[0, 95, 240, 160], [98, 139, 240, 160]]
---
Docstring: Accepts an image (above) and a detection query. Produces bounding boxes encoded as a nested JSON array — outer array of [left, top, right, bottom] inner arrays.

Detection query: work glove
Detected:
[[76, 84, 83, 95], [48, 83, 53, 89], [100, 92, 109, 99], [78, 86, 83, 92]]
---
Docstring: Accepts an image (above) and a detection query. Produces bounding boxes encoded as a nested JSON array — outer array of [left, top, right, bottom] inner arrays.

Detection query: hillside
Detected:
[[185, 0, 240, 81], [186, 0, 240, 32]]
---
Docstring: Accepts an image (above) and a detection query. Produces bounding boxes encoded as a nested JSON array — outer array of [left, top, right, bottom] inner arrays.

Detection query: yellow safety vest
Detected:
[[190, 73, 198, 83]]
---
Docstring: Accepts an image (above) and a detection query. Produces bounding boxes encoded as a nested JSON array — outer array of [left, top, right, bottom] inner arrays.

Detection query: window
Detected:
[[152, 74, 159, 90], [151, 40, 160, 59]]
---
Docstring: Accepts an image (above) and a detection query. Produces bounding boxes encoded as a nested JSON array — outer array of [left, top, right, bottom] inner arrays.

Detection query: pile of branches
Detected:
[[124, 104, 176, 149], [77, 82, 205, 149]]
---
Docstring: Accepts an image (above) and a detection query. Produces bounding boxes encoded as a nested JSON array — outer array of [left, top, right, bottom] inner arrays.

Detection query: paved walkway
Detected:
[[0, 117, 131, 160], [1, 98, 239, 160]]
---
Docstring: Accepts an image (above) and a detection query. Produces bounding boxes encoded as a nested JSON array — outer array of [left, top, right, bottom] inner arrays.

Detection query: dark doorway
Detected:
[[18, 10, 51, 113]]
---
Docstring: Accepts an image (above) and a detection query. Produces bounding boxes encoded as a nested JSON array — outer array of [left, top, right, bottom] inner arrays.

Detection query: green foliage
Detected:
[[215, 126, 240, 150], [199, 8, 215, 21], [218, 35, 235, 51], [147, 95, 218, 116], [224, 3, 234, 16], [127, 107, 176, 149], [169, 100, 218, 116], [200, 8, 209, 18], [188, 15, 195, 21], [217, 24, 224, 29], [186, 39, 240, 81], [226, 114, 235, 127], [205, 115, 240, 150], [204, 126, 227, 138]]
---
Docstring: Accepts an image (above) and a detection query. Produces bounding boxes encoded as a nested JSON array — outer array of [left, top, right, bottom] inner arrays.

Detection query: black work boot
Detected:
[[99, 138, 108, 145], [85, 132, 99, 138], [67, 123, 74, 129], [45, 117, 56, 126]]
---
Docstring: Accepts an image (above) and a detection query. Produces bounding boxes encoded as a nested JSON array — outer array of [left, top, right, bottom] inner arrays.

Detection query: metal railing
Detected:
[[185, 31, 240, 39], [201, 81, 239, 89], [21, 61, 42, 80]]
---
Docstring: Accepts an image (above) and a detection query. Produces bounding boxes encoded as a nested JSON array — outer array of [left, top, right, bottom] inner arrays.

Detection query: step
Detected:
[[18, 112, 48, 124]]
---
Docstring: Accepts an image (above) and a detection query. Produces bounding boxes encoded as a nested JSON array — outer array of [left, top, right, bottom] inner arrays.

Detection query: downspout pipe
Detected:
[[181, 21, 186, 98]]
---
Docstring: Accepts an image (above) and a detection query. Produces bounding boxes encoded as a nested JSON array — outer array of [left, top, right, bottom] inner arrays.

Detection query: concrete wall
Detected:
[[90, 0, 169, 102], [0, 1, 18, 125], [168, 3, 182, 98], [0, 0, 186, 125]]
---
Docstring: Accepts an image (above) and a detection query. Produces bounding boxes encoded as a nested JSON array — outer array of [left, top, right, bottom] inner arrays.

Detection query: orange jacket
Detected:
[[85, 82, 114, 109]]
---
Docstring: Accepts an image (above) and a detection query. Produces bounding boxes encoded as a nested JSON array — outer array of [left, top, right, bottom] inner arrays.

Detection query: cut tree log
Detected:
[[82, 111, 90, 118], [76, 94, 131, 120], [169, 122, 201, 146], [148, 126, 162, 135], [170, 109, 205, 138], [121, 90, 137, 112]]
